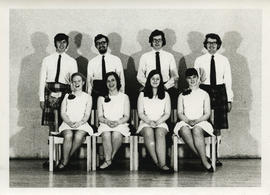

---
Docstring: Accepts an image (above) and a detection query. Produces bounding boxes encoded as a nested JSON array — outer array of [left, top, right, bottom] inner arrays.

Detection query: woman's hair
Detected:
[[71, 72, 86, 83], [104, 72, 121, 102], [182, 68, 199, 95], [143, 69, 165, 99], [185, 68, 198, 78]]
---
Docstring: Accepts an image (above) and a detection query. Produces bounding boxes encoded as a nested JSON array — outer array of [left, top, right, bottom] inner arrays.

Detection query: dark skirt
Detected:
[[199, 84, 229, 130], [41, 82, 70, 126]]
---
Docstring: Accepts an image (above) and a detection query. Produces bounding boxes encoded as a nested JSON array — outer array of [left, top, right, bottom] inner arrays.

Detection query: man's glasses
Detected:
[[206, 41, 217, 45], [152, 38, 163, 43], [96, 41, 107, 46]]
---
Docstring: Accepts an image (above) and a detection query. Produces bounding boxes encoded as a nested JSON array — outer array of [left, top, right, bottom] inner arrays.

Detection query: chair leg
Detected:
[[130, 136, 134, 171], [49, 136, 54, 172], [211, 136, 216, 171], [173, 135, 178, 172], [134, 136, 138, 171], [86, 136, 91, 172], [205, 137, 210, 158], [92, 136, 96, 171]]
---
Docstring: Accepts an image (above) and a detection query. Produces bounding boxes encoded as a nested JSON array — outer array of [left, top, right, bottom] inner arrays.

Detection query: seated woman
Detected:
[[96, 72, 130, 170], [56, 72, 93, 171], [137, 69, 172, 172], [173, 68, 214, 172]]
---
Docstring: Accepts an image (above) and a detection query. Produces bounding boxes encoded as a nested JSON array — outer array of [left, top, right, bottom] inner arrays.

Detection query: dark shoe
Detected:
[[98, 160, 112, 170], [55, 162, 69, 172], [205, 165, 214, 173], [159, 165, 174, 174], [216, 159, 223, 166]]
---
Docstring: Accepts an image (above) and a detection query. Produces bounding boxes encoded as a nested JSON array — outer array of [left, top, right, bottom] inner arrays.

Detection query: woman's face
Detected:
[[186, 75, 199, 88], [150, 74, 161, 88], [106, 75, 117, 91], [71, 75, 84, 91]]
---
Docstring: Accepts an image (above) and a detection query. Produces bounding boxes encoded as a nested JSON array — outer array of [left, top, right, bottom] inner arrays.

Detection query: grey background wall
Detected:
[[9, 9, 261, 158]]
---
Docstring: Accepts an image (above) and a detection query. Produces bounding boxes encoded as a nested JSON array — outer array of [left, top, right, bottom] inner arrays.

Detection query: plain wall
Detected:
[[9, 9, 261, 158]]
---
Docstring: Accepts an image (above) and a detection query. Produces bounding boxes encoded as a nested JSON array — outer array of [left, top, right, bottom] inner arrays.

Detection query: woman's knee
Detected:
[[112, 131, 123, 141], [74, 130, 87, 141], [192, 126, 204, 138], [141, 127, 154, 138], [155, 128, 167, 138], [62, 130, 73, 140]]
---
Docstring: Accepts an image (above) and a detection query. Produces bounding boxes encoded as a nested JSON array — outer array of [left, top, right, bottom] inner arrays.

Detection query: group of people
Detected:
[[39, 30, 233, 173]]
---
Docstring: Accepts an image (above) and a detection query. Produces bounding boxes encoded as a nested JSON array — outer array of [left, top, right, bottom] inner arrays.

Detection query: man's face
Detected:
[[206, 38, 218, 54], [152, 35, 163, 51], [56, 39, 68, 53], [95, 37, 108, 54]]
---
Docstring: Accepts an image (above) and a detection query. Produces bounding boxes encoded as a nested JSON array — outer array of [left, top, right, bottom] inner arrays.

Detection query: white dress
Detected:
[[173, 88, 213, 137], [96, 92, 130, 137], [137, 92, 170, 133], [58, 92, 93, 135]]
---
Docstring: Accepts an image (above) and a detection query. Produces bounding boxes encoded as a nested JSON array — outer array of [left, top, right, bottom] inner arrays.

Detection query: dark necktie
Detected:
[[102, 55, 106, 80], [55, 55, 61, 83], [210, 55, 216, 86], [155, 51, 161, 72]]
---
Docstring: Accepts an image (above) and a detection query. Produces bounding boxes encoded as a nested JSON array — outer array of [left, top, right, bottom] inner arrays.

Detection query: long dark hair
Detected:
[[104, 72, 121, 102], [144, 69, 165, 99]]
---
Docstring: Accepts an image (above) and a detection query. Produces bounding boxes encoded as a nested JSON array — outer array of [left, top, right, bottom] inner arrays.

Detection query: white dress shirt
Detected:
[[87, 52, 125, 94], [39, 52, 78, 101], [194, 52, 233, 102], [137, 49, 178, 88]]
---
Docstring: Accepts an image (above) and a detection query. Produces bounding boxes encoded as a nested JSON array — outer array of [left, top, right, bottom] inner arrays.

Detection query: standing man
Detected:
[[39, 33, 78, 167], [137, 29, 179, 109], [87, 34, 125, 109], [194, 33, 233, 166]]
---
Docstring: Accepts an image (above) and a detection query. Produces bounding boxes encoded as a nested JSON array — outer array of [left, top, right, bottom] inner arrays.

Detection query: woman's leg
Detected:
[[140, 127, 158, 165], [61, 130, 74, 166], [155, 127, 169, 169], [111, 131, 123, 160], [69, 130, 87, 158], [192, 126, 211, 169], [179, 126, 199, 156], [100, 131, 112, 168]]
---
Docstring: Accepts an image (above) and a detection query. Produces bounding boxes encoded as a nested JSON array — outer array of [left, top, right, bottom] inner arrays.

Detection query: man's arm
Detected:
[[39, 58, 47, 108]]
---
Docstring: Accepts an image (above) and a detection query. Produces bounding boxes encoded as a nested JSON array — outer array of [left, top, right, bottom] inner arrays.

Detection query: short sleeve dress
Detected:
[[96, 92, 130, 137], [58, 92, 93, 135], [137, 92, 170, 133], [173, 88, 213, 137]]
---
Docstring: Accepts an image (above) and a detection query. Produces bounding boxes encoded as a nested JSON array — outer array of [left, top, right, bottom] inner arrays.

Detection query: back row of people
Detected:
[[39, 30, 233, 171]]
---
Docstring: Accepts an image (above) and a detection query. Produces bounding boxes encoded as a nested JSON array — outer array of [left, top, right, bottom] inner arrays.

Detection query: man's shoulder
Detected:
[[43, 52, 56, 61], [140, 50, 153, 58]]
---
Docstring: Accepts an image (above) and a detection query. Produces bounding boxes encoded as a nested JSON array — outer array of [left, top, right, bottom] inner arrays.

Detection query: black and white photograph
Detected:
[[1, 0, 270, 194]]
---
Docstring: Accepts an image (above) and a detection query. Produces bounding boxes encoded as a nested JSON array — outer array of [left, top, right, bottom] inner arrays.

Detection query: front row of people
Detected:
[[54, 68, 214, 173]]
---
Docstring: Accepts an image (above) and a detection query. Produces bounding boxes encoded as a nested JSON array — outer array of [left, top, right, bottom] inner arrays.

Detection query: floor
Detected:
[[9, 159, 260, 187]]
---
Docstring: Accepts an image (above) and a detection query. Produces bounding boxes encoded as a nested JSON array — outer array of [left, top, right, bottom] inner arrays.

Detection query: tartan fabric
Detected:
[[41, 82, 70, 126], [199, 84, 229, 130]]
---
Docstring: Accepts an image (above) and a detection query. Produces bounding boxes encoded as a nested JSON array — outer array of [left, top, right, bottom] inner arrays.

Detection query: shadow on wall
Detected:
[[126, 29, 152, 109], [11, 32, 50, 158], [221, 31, 258, 157], [179, 31, 205, 92], [163, 28, 186, 93], [67, 31, 94, 92]]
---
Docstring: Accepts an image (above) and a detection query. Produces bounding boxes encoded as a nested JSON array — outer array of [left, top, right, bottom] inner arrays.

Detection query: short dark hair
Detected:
[[104, 72, 121, 102], [185, 68, 198, 78], [54, 33, 69, 48], [203, 33, 222, 50], [94, 34, 109, 46], [71, 72, 86, 83], [144, 69, 165, 99], [149, 29, 166, 47]]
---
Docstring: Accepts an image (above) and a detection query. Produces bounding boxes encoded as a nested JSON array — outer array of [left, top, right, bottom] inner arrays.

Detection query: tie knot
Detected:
[[156, 52, 160, 55], [211, 55, 214, 59], [102, 55, 105, 59], [58, 54, 62, 58]]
